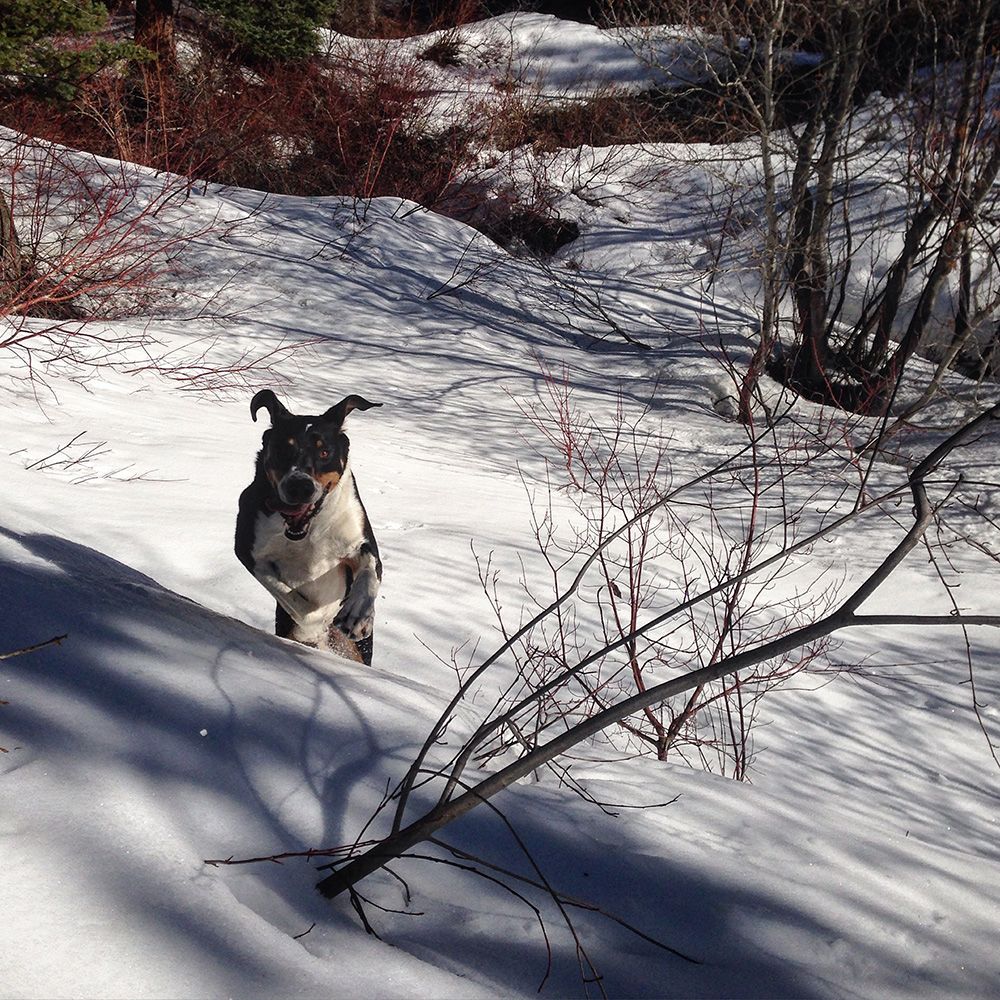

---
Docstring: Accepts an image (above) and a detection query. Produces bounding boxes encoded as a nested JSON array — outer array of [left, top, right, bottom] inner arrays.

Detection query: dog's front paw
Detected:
[[334, 592, 375, 640]]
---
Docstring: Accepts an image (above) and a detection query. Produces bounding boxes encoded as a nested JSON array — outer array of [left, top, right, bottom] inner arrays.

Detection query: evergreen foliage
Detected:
[[196, 0, 338, 63], [0, 0, 147, 100]]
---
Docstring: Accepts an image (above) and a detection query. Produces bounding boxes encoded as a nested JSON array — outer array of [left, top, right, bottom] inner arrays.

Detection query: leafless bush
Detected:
[[2, 21, 619, 261], [6, 38, 473, 204], [474, 368, 841, 778], [0, 131, 193, 384], [0, 134, 183, 317], [0, 130, 304, 391]]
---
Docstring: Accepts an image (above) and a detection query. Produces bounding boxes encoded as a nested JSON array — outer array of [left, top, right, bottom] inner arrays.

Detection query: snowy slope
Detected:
[[3, 16, 1000, 1000]]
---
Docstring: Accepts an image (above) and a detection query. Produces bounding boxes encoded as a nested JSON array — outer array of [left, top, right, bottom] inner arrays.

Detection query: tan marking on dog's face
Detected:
[[316, 470, 342, 491]]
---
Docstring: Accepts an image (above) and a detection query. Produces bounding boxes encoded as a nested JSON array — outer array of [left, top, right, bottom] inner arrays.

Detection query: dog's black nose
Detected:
[[280, 472, 317, 505]]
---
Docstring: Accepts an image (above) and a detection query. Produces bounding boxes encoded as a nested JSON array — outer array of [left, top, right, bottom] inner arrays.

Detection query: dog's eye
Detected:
[[318, 449, 329, 460]]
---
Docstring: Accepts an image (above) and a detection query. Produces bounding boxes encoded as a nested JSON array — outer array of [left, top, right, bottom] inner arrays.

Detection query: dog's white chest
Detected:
[[251, 480, 364, 594]]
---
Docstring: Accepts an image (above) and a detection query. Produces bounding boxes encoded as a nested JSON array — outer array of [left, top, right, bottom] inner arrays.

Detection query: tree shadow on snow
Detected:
[[212, 197, 748, 482], [1, 524, 845, 998], [340, 791, 834, 1000], [0, 525, 421, 993]]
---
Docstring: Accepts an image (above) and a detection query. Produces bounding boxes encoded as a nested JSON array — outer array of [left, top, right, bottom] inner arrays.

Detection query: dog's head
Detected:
[[250, 389, 381, 540]]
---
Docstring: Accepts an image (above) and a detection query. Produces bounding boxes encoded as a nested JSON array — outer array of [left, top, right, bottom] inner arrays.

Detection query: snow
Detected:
[[324, 13, 691, 96], [3, 14, 1000, 1000]]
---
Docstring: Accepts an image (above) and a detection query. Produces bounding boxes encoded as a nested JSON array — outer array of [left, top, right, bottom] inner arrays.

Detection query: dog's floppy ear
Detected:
[[322, 394, 382, 426], [250, 389, 291, 424]]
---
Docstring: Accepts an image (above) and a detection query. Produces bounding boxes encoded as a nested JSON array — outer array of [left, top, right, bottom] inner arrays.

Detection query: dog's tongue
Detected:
[[277, 502, 314, 540], [277, 502, 311, 518], [267, 499, 313, 528], [280, 503, 313, 527]]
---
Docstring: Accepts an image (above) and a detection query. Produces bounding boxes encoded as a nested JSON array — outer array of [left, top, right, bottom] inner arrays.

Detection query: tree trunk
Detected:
[[787, 7, 865, 398], [879, 129, 1000, 387], [0, 186, 25, 309], [135, 0, 176, 68], [861, 0, 989, 371]]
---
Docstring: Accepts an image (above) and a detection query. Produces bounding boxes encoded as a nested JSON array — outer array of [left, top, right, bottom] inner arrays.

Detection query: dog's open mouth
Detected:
[[270, 499, 323, 540]]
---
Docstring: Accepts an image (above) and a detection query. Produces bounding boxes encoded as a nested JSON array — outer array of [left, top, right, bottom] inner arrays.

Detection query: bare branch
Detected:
[[0, 634, 67, 660], [317, 400, 1000, 901]]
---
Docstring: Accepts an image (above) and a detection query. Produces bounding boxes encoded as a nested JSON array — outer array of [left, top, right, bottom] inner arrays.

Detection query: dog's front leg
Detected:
[[253, 569, 313, 625], [334, 545, 381, 640]]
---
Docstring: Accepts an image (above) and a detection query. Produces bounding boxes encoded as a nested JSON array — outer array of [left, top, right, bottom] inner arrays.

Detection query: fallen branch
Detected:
[[318, 401, 1000, 901]]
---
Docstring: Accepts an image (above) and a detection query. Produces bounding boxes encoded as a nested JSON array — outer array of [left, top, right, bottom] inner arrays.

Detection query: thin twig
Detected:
[[1, 634, 68, 660], [430, 837, 701, 965]]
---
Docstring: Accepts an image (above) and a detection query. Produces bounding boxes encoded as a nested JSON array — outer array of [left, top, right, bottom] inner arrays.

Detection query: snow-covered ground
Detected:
[[3, 14, 1000, 1000], [324, 13, 703, 101]]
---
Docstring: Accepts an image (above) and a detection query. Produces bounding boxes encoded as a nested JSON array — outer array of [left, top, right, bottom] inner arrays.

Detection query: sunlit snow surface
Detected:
[[2, 14, 1000, 1000]]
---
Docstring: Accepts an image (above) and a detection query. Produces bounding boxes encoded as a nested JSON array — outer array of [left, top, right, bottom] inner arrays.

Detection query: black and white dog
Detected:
[[235, 389, 382, 665]]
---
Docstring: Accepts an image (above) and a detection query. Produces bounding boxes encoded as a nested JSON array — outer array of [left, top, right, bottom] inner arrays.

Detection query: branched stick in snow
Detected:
[[424, 234, 498, 300], [0, 634, 67, 660], [317, 401, 1000, 901], [1, 633, 66, 751]]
